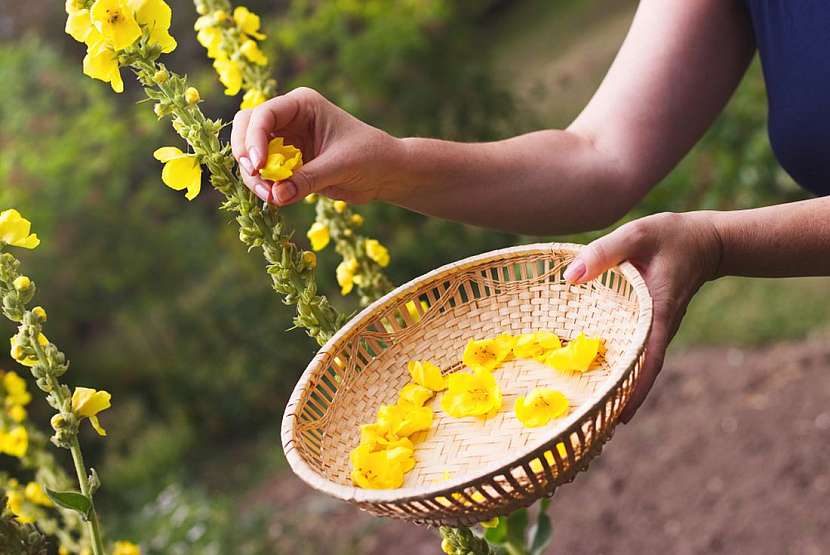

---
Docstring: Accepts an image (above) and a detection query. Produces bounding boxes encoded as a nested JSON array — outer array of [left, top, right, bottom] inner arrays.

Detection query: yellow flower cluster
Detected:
[[65, 0, 177, 92], [195, 4, 272, 107], [349, 360, 446, 489], [0, 370, 32, 458], [5, 479, 54, 524]]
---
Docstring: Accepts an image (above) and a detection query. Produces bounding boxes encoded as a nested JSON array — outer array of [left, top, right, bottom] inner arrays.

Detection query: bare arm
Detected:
[[232, 0, 755, 234]]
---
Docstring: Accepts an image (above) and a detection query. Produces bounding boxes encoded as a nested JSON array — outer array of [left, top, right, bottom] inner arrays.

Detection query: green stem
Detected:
[[69, 439, 105, 555]]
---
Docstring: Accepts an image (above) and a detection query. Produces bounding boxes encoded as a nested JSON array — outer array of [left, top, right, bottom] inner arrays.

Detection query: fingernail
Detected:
[[249, 147, 262, 169], [254, 180, 271, 202], [563, 260, 586, 283], [239, 156, 255, 176], [275, 181, 297, 204]]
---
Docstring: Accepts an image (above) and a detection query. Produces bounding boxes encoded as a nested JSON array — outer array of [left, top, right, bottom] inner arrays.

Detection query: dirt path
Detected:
[[254, 337, 830, 554]]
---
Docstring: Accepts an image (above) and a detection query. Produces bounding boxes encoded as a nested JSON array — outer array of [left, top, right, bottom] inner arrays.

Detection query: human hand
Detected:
[[562, 211, 723, 422], [231, 87, 405, 206]]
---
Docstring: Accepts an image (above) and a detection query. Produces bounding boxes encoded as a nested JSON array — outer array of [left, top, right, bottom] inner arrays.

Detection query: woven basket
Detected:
[[282, 243, 652, 527]]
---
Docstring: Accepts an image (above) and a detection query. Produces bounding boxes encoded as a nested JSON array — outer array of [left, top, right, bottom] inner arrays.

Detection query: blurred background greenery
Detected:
[[1, 0, 828, 552]]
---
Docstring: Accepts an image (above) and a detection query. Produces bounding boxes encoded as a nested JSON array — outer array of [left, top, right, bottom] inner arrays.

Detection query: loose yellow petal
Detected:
[[545, 333, 603, 373], [440, 369, 502, 418], [514, 388, 569, 428], [408, 360, 446, 392], [398, 383, 434, 407], [462, 336, 514, 373]]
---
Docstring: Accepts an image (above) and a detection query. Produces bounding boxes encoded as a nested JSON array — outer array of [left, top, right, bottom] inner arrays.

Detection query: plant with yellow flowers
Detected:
[[0, 209, 139, 555]]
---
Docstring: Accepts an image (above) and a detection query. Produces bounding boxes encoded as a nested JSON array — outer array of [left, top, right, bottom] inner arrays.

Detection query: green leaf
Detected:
[[484, 517, 508, 545], [530, 499, 554, 555], [45, 489, 91, 519], [506, 508, 529, 547]]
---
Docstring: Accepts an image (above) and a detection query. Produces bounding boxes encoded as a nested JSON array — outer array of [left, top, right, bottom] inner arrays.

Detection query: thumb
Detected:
[[270, 157, 339, 206], [563, 221, 649, 284]]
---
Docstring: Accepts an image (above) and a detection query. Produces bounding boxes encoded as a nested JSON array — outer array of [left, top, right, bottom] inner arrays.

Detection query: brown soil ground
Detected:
[[253, 336, 830, 554]]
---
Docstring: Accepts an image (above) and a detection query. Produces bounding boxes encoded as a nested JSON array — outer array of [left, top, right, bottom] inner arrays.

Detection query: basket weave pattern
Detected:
[[282, 243, 652, 526]]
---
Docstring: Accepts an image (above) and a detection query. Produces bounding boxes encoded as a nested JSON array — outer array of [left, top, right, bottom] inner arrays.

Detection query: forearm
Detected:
[[710, 196, 830, 278], [390, 130, 638, 235]]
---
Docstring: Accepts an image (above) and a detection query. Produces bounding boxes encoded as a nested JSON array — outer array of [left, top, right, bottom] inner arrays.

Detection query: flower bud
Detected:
[[343, 228, 353, 237], [50, 413, 67, 431], [31, 306, 47, 322], [304, 194, 318, 204], [13, 276, 31, 292], [214, 9, 228, 22], [301, 251, 317, 270], [185, 87, 201, 105], [153, 68, 169, 85], [333, 200, 347, 213], [153, 103, 168, 118], [350, 214, 364, 226]]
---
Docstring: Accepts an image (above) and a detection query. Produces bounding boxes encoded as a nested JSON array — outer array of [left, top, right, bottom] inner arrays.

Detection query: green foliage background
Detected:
[[0, 0, 827, 551]]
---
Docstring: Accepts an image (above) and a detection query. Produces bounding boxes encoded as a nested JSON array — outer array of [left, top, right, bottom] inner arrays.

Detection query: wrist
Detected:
[[686, 210, 726, 282]]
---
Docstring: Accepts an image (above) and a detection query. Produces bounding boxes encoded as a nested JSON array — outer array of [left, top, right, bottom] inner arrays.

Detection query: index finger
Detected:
[[244, 90, 304, 171]]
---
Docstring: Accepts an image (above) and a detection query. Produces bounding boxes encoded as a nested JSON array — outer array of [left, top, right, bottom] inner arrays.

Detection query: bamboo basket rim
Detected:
[[281, 242, 653, 508]]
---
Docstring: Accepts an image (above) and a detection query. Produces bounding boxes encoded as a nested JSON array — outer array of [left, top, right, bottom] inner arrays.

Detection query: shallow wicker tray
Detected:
[[281, 243, 652, 526]]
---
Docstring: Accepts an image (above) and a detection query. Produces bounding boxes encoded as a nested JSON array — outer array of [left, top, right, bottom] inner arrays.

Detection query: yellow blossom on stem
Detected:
[[364, 239, 390, 268], [259, 137, 303, 182], [184, 86, 201, 105], [240, 88, 267, 109], [112, 541, 141, 555], [0, 209, 40, 249], [333, 200, 347, 214], [350, 213, 364, 226], [5, 488, 34, 523], [544, 332, 603, 373], [336, 258, 358, 295], [440, 369, 502, 419], [0, 426, 29, 457], [130, 0, 177, 53], [462, 335, 515, 373], [10, 333, 49, 368], [24, 482, 53, 507], [306, 222, 330, 251], [514, 388, 569, 428], [233, 6, 265, 39], [71, 387, 112, 436], [153, 146, 202, 201], [90, 0, 142, 51], [82, 41, 125, 93], [4, 371, 32, 407], [8, 405, 26, 423], [65, 8, 94, 43], [213, 57, 243, 96], [408, 360, 446, 392], [12, 276, 31, 292], [239, 39, 268, 65], [196, 26, 223, 58]]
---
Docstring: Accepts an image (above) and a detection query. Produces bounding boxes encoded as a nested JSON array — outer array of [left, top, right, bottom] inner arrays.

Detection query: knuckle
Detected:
[[623, 218, 651, 246], [292, 86, 319, 102]]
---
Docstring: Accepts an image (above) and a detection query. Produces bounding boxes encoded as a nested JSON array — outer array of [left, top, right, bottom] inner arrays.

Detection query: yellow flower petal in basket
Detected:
[[544, 332, 603, 373], [407, 360, 445, 392], [513, 331, 561, 360], [514, 388, 568, 428], [440, 369, 502, 418], [462, 335, 515, 373], [376, 403, 433, 437], [399, 383, 434, 407], [359, 424, 414, 451], [350, 444, 413, 489]]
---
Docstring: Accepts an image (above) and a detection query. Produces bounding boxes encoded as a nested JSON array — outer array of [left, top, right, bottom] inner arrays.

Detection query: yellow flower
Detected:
[[213, 57, 242, 96], [59, 547, 71, 555], [7, 405, 26, 423], [10, 334, 49, 368], [112, 541, 141, 555], [240, 88, 267, 109], [333, 200, 347, 213], [0, 209, 40, 250], [5, 489, 33, 523], [24, 482, 53, 507], [129, 0, 176, 53], [398, 383, 434, 407], [196, 27, 223, 59], [65, 8, 94, 43], [71, 387, 112, 436], [350, 213, 364, 226], [514, 388, 569, 428], [350, 444, 412, 489], [259, 137, 303, 182], [306, 222, 330, 251], [336, 258, 358, 295], [233, 6, 265, 39], [301, 250, 317, 270], [0, 426, 29, 457], [364, 239, 390, 268], [528, 442, 569, 473], [407, 360, 446, 392], [462, 335, 515, 373], [239, 39, 268, 65], [153, 146, 202, 201], [82, 41, 124, 93], [32, 306, 48, 322], [90, 0, 141, 51], [544, 332, 603, 373], [376, 402, 433, 437], [512, 331, 561, 360], [440, 369, 502, 418], [12, 276, 31, 292], [4, 371, 32, 407]]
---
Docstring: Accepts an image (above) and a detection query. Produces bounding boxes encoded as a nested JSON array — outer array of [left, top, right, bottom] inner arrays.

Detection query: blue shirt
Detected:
[[744, 0, 830, 196]]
